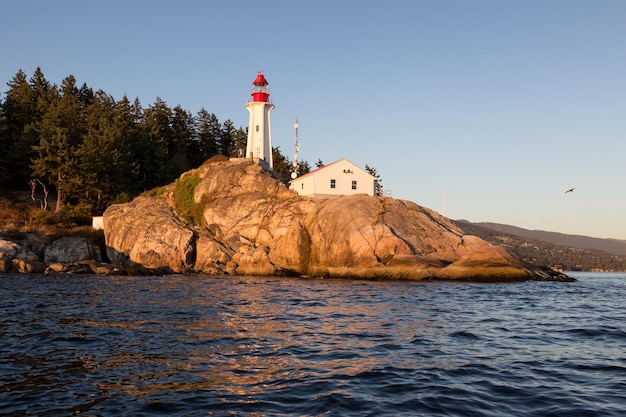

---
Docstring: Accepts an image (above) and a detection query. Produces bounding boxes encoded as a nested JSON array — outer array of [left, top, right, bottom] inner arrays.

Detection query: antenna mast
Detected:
[[291, 116, 300, 179]]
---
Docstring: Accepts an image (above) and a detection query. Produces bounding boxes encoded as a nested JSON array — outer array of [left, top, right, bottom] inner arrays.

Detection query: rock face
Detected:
[[44, 236, 102, 263], [0, 238, 46, 273], [105, 197, 195, 273], [0, 236, 118, 274], [102, 159, 557, 281]]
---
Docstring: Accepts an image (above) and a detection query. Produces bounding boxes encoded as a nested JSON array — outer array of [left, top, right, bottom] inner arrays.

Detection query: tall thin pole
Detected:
[[291, 116, 300, 179]]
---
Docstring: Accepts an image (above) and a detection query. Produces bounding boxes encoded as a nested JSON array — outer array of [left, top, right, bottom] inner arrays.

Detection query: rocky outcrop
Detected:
[[104, 197, 195, 273], [102, 159, 567, 281], [0, 236, 121, 274], [0, 238, 46, 273], [44, 236, 102, 264]]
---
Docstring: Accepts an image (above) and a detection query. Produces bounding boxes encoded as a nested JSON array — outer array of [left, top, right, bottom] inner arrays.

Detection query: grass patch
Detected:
[[143, 187, 167, 197], [174, 173, 203, 225]]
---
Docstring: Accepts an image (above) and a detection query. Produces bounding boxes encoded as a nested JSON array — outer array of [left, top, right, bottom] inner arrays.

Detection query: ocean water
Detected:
[[1, 272, 625, 416]]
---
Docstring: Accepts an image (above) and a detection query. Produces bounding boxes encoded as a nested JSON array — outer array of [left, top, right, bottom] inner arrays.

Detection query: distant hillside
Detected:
[[455, 220, 626, 272], [474, 223, 626, 256]]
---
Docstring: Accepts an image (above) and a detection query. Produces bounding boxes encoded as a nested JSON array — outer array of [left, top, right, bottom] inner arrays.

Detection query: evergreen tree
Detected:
[[76, 90, 129, 213], [31, 123, 73, 213], [233, 127, 247, 158], [141, 97, 171, 188], [169, 104, 194, 173], [271, 146, 291, 182], [365, 164, 383, 196], [194, 108, 221, 162], [30, 67, 56, 118], [220, 119, 237, 157], [315, 159, 324, 168], [112, 95, 142, 195], [2, 70, 33, 145], [297, 160, 311, 175], [1, 69, 49, 188], [77, 82, 94, 108], [31, 75, 87, 210], [0, 94, 9, 185]]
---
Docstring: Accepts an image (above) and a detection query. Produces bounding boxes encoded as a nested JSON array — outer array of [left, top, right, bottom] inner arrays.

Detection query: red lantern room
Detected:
[[251, 72, 270, 102]]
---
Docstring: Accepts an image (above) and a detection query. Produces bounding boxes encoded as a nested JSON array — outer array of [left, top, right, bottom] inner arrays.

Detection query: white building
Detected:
[[290, 158, 377, 197], [245, 72, 274, 171]]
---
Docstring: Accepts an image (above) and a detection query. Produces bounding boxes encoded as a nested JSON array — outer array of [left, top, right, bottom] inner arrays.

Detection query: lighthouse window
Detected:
[[330, 179, 336, 189], [255, 125, 259, 132], [352, 180, 357, 190]]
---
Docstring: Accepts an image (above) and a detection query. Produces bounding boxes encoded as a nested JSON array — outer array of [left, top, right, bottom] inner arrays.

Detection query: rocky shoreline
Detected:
[[1, 159, 576, 282], [0, 235, 174, 276], [0, 234, 573, 282]]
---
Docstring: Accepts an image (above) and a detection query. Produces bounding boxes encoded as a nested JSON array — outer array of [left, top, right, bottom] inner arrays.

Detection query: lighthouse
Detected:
[[245, 72, 275, 170]]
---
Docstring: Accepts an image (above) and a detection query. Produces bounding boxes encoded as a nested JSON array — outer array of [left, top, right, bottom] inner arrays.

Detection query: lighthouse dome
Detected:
[[253, 72, 268, 85], [251, 72, 270, 102]]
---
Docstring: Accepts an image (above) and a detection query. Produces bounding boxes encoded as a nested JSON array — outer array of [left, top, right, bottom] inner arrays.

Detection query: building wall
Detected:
[[92, 216, 104, 230], [290, 158, 375, 197]]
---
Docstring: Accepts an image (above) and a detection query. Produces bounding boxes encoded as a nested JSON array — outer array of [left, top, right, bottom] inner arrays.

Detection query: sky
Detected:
[[2, 0, 625, 239]]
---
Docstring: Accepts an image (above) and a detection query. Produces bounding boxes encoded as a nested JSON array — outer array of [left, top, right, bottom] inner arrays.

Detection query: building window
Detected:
[[330, 179, 336, 189], [352, 180, 357, 190], [255, 125, 259, 132]]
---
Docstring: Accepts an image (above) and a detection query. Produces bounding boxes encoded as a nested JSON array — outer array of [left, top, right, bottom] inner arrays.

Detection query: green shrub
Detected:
[[174, 173, 203, 225], [28, 209, 59, 226], [143, 187, 167, 197], [63, 202, 96, 226]]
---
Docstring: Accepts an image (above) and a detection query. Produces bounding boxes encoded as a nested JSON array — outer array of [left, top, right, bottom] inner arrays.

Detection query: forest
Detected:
[[0, 68, 310, 225]]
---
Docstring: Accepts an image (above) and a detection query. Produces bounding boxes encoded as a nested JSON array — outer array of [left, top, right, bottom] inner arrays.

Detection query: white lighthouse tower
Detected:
[[245, 72, 275, 171]]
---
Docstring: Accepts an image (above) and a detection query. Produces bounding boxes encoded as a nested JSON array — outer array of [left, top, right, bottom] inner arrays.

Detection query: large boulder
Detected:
[[104, 197, 195, 273], [44, 236, 102, 263], [102, 159, 553, 281], [269, 195, 529, 280]]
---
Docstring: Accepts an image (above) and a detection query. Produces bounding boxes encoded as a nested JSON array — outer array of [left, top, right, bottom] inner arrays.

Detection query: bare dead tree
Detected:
[[28, 179, 49, 211]]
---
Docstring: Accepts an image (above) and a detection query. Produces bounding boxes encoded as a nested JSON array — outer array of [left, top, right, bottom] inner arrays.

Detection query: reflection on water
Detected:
[[1, 273, 626, 416]]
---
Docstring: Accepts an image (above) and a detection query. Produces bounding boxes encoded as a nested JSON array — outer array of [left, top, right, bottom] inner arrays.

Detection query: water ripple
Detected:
[[1, 273, 626, 416]]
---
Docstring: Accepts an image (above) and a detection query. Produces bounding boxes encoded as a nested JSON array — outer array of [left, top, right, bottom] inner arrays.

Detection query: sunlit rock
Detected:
[[103, 159, 554, 281]]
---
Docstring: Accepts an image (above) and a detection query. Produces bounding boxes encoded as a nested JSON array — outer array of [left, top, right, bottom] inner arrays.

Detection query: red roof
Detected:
[[292, 159, 342, 180], [253, 72, 268, 85]]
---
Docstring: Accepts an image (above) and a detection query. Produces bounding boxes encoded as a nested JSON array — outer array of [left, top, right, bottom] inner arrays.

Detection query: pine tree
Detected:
[[0, 95, 9, 185], [220, 119, 237, 157], [194, 108, 221, 162], [30, 67, 55, 117], [297, 160, 311, 175], [271, 146, 291, 181], [31, 124, 74, 213], [169, 104, 194, 173], [141, 97, 171, 188], [233, 127, 247, 158], [365, 164, 383, 196], [76, 90, 128, 213], [2, 69, 44, 188], [112, 95, 142, 195]]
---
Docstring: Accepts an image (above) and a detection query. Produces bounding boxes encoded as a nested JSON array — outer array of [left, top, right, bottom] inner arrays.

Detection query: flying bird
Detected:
[[565, 188, 575, 194]]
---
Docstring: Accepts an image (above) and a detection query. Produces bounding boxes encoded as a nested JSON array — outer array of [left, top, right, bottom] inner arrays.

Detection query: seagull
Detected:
[[565, 188, 575, 194]]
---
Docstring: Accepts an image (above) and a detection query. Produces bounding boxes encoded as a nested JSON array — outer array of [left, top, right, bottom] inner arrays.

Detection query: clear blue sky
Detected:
[[3, 0, 625, 239]]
